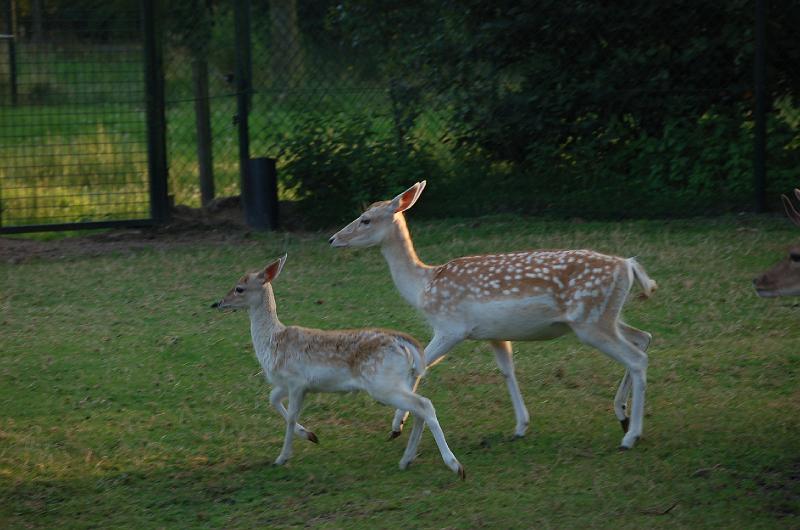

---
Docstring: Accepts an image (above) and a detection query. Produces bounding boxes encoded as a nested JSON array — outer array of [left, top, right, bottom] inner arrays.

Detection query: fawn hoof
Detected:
[[619, 433, 639, 450], [307, 431, 319, 444], [388, 430, 402, 441], [620, 417, 630, 433], [513, 423, 529, 438]]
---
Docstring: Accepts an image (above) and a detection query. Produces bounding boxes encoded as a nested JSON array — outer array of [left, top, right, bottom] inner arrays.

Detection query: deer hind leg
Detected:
[[614, 323, 652, 433], [269, 387, 318, 443], [572, 323, 648, 449], [489, 340, 530, 438], [390, 375, 420, 439], [376, 388, 464, 479], [390, 332, 463, 439], [613, 371, 632, 432]]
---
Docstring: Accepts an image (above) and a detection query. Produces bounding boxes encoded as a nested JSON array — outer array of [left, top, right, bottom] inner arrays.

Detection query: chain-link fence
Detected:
[[164, 0, 800, 226], [0, 0, 164, 231], [2, 1, 799, 232]]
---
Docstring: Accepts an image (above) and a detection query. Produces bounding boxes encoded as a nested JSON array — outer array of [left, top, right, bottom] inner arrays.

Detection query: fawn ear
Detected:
[[260, 254, 288, 284], [390, 181, 427, 213]]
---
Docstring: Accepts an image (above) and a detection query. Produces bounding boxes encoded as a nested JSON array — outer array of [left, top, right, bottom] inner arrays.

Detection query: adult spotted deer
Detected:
[[212, 255, 465, 478], [329, 182, 657, 449], [753, 188, 800, 297]]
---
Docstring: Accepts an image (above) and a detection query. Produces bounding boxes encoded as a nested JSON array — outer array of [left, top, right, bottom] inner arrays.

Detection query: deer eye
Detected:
[[235, 287, 244, 293], [360, 218, 371, 225], [790, 252, 800, 263]]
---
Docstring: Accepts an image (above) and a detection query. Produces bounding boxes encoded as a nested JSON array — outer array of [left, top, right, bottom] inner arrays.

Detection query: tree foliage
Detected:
[[317, 0, 800, 219]]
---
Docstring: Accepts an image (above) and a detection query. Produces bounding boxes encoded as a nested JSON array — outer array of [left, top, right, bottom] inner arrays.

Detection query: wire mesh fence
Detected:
[[171, 0, 800, 226], [2, 1, 799, 232], [0, 0, 153, 230], [160, 0, 238, 208]]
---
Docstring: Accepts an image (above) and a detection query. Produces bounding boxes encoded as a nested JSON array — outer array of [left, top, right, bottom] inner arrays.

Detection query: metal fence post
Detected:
[[142, 0, 169, 223], [2, 0, 17, 106], [234, 0, 252, 220], [754, 0, 767, 213], [192, 55, 215, 206], [245, 157, 279, 231]]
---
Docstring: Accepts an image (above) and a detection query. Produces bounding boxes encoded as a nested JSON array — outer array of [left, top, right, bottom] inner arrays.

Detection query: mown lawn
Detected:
[[1, 215, 799, 528]]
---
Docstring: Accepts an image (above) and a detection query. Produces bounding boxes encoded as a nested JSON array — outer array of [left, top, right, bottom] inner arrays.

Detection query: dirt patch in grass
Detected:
[[0, 197, 300, 264]]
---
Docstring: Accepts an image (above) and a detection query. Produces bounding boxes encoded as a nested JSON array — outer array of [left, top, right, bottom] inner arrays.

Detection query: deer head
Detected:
[[753, 189, 800, 297], [212, 255, 287, 309], [328, 181, 426, 248]]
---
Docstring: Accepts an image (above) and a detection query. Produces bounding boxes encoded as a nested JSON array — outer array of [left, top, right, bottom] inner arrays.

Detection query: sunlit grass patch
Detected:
[[1, 122, 150, 226]]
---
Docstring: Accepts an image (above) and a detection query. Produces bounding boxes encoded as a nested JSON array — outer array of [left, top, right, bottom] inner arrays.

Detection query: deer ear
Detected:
[[782, 195, 800, 227], [261, 254, 288, 284], [390, 181, 427, 213], [794, 188, 800, 202]]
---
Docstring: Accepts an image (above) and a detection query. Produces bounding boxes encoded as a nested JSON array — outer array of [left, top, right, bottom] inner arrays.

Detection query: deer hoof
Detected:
[[620, 417, 630, 433], [458, 465, 467, 481], [307, 431, 319, 444], [388, 430, 402, 441]]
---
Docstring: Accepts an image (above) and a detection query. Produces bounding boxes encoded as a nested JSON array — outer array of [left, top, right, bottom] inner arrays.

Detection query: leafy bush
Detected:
[[278, 115, 441, 226]]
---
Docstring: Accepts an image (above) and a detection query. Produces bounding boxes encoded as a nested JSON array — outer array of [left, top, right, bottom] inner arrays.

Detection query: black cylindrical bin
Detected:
[[244, 157, 279, 231]]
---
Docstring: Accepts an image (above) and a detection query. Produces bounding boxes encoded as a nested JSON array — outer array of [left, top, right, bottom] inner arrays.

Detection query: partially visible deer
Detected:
[[212, 255, 465, 478], [329, 182, 657, 449], [753, 188, 800, 297]]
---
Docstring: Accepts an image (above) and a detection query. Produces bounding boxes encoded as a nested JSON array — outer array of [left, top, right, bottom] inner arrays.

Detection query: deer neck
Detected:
[[248, 284, 284, 367], [380, 214, 433, 308]]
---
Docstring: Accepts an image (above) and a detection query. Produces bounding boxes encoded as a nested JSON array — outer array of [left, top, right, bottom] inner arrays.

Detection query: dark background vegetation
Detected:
[[4, 0, 800, 226]]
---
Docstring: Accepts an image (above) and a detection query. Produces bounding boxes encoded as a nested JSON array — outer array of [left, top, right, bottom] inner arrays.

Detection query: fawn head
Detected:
[[212, 255, 287, 309], [753, 189, 800, 297], [329, 181, 426, 248]]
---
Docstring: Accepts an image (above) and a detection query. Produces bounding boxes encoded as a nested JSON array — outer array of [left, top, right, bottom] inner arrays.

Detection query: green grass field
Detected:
[[2, 215, 799, 528]]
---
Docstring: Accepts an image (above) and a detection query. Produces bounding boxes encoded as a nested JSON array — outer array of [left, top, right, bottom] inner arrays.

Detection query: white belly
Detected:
[[460, 296, 570, 341]]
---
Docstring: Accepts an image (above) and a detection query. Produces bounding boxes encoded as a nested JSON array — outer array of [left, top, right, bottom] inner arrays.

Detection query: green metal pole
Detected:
[[753, 0, 767, 212], [3, 0, 17, 106], [142, 0, 169, 223], [234, 0, 252, 204]]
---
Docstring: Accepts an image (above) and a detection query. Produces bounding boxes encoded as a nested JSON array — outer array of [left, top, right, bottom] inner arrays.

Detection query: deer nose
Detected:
[[210, 301, 220, 308], [328, 236, 335, 245]]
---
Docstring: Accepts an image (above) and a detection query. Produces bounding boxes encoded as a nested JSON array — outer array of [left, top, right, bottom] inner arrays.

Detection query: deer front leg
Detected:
[[275, 387, 306, 465], [489, 340, 530, 438], [398, 415, 425, 469], [390, 332, 463, 439], [269, 387, 318, 443]]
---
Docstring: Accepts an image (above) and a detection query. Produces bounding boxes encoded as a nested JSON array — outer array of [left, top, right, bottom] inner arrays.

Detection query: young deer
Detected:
[[212, 255, 465, 478], [753, 188, 800, 297], [329, 182, 657, 449]]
